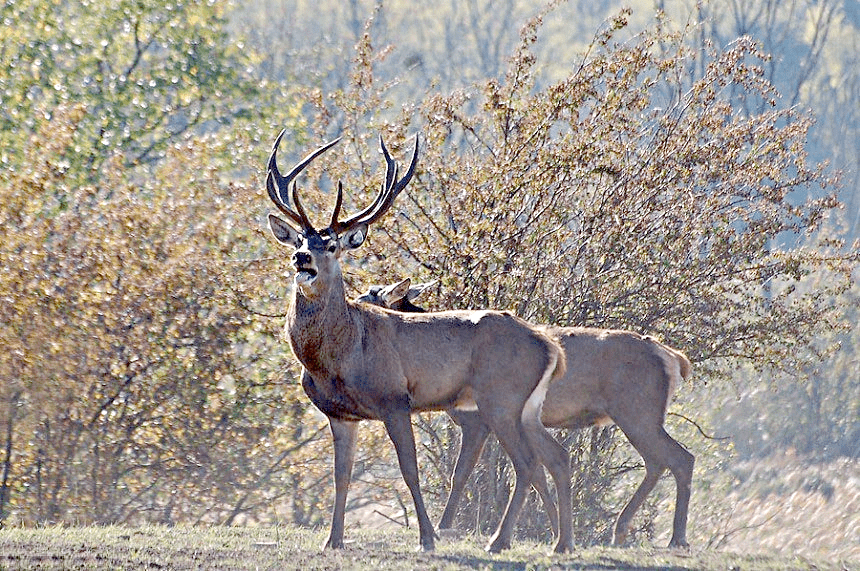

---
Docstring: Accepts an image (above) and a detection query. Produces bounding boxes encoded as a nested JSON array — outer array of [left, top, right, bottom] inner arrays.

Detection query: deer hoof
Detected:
[[553, 540, 573, 554], [485, 536, 510, 553]]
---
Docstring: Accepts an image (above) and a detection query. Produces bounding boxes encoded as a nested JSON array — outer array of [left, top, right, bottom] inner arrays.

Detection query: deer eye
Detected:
[[326, 242, 337, 253]]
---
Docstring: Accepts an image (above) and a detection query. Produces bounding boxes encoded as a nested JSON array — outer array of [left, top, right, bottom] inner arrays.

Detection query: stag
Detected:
[[357, 278, 695, 548], [263, 131, 573, 553]]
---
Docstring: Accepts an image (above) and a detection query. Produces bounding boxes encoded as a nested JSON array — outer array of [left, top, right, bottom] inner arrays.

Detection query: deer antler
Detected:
[[330, 135, 419, 235], [267, 129, 340, 231], [329, 181, 344, 229]]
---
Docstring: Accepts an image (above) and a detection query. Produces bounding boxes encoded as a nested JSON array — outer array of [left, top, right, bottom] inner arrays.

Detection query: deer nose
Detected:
[[293, 251, 312, 267]]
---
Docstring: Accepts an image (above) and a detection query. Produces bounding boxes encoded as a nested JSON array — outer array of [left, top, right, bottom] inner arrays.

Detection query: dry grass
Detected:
[[709, 454, 860, 564], [1, 455, 857, 570], [0, 523, 850, 571]]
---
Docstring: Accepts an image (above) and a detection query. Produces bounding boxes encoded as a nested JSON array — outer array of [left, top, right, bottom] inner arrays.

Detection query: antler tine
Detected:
[[331, 135, 419, 234], [329, 181, 344, 229], [290, 181, 314, 231], [354, 135, 419, 228], [266, 169, 305, 228], [329, 185, 384, 234], [267, 129, 290, 205], [392, 135, 419, 195], [267, 129, 341, 229], [380, 135, 397, 192]]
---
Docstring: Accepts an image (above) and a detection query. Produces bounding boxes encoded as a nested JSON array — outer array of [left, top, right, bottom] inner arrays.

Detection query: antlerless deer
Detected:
[[263, 131, 573, 553], [357, 278, 694, 548]]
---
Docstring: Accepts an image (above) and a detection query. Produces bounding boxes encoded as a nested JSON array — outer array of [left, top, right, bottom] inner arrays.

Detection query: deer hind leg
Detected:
[[481, 415, 538, 553], [522, 413, 572, 553], [438, 410, 491, 530], [530, 465, 560, 539], [520, 346, 573, 553], [485, 349, 571, 553], [665, 429, 694, 548], [324, 417, 358, 549], [441, 410, 560, 539], [612, 459, 663, 546], [613, 424, 694, 548], [382, 405, 437, 552]]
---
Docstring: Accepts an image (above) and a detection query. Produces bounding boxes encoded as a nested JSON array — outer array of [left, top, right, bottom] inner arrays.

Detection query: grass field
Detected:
[[0, 524, 853, 571], [1, 456, 856, 570]]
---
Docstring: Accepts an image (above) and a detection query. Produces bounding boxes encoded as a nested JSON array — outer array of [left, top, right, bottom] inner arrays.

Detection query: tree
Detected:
[[679, 0, 860, 242], [0, 0, 312, 526], [2, 0, 260, 178], [233, 0, 860, 240]]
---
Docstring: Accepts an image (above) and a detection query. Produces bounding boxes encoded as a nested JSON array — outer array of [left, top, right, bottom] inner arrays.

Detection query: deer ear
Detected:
[[268, 214, 302, 248], [381, 279, 411, 305], [408, 280, 436, 301], [339, 223, 368, 250]]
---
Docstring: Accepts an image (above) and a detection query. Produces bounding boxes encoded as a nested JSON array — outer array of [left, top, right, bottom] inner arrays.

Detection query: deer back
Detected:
[[539, 327, 689, 429]]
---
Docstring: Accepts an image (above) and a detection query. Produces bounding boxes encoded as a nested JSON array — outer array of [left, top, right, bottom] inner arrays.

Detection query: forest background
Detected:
[[1, 0, 858, 563]]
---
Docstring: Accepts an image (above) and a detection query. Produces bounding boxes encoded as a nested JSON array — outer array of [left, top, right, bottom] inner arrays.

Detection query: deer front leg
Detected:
[[323, 417, 358, 549], [382, 404, 436, 552], [438, 410, 491, 530]]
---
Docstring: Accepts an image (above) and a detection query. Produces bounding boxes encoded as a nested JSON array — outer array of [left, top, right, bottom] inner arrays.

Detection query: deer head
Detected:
[[265, 130, 418, 296], [355, 278, 436, 312]]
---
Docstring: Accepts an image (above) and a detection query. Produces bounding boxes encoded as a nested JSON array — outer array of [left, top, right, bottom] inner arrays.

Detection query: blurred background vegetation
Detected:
[[1, 0, 858, 560]]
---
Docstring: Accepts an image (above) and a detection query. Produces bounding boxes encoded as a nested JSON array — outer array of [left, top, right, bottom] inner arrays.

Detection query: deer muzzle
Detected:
[[292, 250, 318, 287]]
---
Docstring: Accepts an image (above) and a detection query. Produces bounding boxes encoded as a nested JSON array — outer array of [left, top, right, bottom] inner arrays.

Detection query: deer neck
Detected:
[[287, 275, 358, 377]]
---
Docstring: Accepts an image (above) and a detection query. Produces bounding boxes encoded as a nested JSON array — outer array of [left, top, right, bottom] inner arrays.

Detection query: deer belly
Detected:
[[395, 348, 474, 410], [406, 374, 474, 411], [541, 396, 612, 429]]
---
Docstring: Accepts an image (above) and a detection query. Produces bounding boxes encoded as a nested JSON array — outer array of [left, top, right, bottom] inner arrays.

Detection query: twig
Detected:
[[668, 411, 731, 441], [708, 508, 780, 550], [229, 285, 287, 318], [372, 509, 408, 528]]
